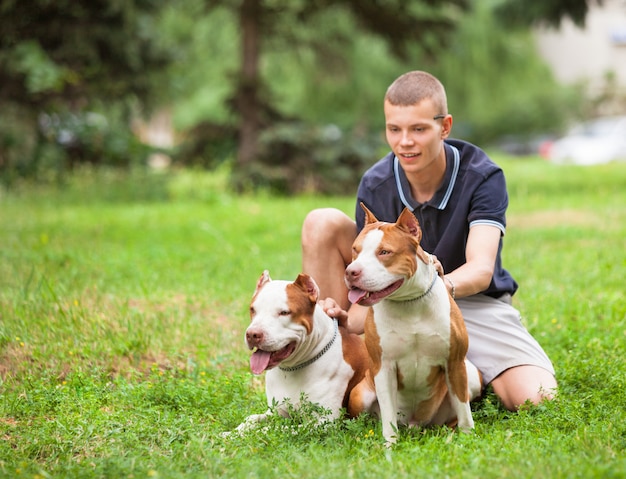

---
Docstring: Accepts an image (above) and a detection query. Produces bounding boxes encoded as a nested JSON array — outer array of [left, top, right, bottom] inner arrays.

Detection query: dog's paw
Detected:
[[384, 437, 397, 448], [221, 412, 271, 438], [457, 416, 475, 433]]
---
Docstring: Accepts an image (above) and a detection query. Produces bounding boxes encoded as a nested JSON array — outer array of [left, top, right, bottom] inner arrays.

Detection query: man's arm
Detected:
[[443, 224, 501, 298]]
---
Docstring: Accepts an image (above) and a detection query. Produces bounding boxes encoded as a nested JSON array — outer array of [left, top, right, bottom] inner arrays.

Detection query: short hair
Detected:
[[385, 71, 448, 114]]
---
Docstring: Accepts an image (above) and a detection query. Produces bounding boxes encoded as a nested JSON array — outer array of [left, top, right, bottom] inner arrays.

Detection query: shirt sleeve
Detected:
[[467, 168, 508, 236], [355, 153, 400, 232], [355, 178, 375, 232]]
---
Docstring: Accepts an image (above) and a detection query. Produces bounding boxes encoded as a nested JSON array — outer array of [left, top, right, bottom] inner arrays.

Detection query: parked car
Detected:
[[495, 134, 556, 156], [540, 115, 626, 165]]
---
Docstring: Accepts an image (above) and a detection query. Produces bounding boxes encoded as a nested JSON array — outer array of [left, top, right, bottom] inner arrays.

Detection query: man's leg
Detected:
[[301, 208, 356, 310], [491, 365, 557, 411], [457, 294, 557, 411]]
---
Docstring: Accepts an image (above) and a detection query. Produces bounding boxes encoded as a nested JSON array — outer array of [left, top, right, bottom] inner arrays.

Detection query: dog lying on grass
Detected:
[[230, 270, 377, 434]]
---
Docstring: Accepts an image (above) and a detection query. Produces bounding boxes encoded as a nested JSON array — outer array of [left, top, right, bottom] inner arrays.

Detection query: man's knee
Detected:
[[491, 365, 557, 411], [302, 208, 354, 246]]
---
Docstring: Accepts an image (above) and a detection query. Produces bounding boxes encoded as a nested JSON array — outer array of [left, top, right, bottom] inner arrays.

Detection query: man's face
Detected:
[[384, 98, 451, 175]]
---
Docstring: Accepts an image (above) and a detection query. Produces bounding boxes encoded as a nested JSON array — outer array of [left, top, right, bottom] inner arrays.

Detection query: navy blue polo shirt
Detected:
[[355, 138, 518, 297]]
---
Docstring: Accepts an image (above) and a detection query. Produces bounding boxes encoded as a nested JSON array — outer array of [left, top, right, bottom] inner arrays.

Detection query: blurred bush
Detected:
[[0, 108, 155, 185], [166, 164, 232, 203], [248, 122, 383, 195], [173, 120, 383, 195]]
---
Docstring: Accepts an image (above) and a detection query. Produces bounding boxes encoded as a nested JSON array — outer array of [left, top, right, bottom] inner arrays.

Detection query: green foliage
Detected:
[[0, 0, 176, 107], [252, 122, 384, 194], [10, 41, 71, 94], [0, 0, 594, 192], [166, 163, 233, 202], [0, 105, 37, 182], [494, 0, 596, 27], [171, 0, 580, 191], [0, 0, 182, 182], [432, 1, 581, 144], [258, 6, 399, 131], [0, 159, 625, 477], [0, 108, 155, 186], [39, 110, 153, 164], [164, 4, 240, 129]]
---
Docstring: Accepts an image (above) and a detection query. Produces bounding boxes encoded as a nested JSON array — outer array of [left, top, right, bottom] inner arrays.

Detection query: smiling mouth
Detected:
[[348, 279, 404, 306], [398, 152, 422, 162]]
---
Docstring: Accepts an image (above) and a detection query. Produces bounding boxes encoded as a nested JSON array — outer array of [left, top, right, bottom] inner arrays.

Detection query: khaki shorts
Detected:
[[457, 294, 556, 385]]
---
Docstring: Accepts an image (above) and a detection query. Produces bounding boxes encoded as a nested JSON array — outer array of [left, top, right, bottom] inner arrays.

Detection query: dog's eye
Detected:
[[250, 306, 255, 316], [379, 249, 391, 256], [279, 310, 291, 316]]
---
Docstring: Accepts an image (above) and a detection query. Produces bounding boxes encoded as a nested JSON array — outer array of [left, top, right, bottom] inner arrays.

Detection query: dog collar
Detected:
[[403, 270, 438, 303], [279, 319, 338, 372]]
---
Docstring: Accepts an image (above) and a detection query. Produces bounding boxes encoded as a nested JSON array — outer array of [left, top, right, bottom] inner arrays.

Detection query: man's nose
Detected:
[[400, 131, 414, 145]]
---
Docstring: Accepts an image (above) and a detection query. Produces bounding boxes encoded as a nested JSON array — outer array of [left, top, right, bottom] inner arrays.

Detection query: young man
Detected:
[[301, 71, 556, 411]]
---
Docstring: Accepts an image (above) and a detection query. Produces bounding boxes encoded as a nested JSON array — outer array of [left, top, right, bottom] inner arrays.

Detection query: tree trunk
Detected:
[[233, 0, 261, 191]]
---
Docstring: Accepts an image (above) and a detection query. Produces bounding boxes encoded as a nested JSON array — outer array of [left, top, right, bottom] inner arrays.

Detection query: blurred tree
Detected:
[[0, 0, 177, 176], [0, 0, 598, 190], [494, 0, 604, 27], [0, 0, 174, 109], [204, 0, 471, 191], [194, 0, 595, 192], [432, 0, 583, 146]]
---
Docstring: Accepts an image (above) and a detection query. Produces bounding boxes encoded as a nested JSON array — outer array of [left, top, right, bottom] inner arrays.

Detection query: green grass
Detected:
[[1, 157, 625, 478]]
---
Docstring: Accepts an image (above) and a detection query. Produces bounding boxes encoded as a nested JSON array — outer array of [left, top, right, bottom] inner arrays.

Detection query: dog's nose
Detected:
[[345, 265, 361, 280], [246, 329, 264, 347]]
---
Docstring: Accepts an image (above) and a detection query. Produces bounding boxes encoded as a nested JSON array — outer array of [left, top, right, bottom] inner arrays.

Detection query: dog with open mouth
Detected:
[[345, 204, 482, 445], [232, 270, 376, 433]]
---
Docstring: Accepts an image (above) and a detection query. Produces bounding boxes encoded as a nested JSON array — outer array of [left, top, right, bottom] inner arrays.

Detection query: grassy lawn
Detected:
[[1, 157, 625, 478]]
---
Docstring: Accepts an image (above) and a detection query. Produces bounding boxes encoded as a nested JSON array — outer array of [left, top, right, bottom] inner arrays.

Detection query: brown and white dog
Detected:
[[345, 204, 482, 445], [233, 270, 376, 433]]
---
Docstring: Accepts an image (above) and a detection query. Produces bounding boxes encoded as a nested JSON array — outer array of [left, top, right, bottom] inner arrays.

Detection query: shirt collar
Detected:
[[393, 142, 460, 211]]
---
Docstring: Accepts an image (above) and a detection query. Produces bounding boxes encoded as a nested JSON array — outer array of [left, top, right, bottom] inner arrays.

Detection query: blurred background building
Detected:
[[535, 0, 626, 96]]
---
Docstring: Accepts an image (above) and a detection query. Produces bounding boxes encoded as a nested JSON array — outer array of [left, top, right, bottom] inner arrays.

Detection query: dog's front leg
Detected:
[[375, 362, 399, 446], [220, 409, 272, 438], [444, 361, 474, 432], [238, 411, 269, 430]]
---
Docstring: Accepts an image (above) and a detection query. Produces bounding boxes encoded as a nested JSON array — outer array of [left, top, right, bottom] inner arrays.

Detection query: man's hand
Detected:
[[431, 254, 445, 277], [320, 298, 369, 335], [319, 297, 349, 325]]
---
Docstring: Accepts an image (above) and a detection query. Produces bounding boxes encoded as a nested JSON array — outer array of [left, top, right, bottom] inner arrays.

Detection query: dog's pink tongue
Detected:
[[348, 288, 368, 304], [250, 350, 272, 375]]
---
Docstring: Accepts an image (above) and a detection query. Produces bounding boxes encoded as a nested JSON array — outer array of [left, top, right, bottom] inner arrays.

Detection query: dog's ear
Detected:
[[397, 208, 422, 241], [360, 202, 379, 225], [255, 270, 272, 295], [397, 210, 431, 264], [294, 273, 320, 303]]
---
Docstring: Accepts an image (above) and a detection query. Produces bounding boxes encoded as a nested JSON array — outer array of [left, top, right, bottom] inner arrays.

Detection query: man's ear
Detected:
[[441, 114, 453, 139]]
